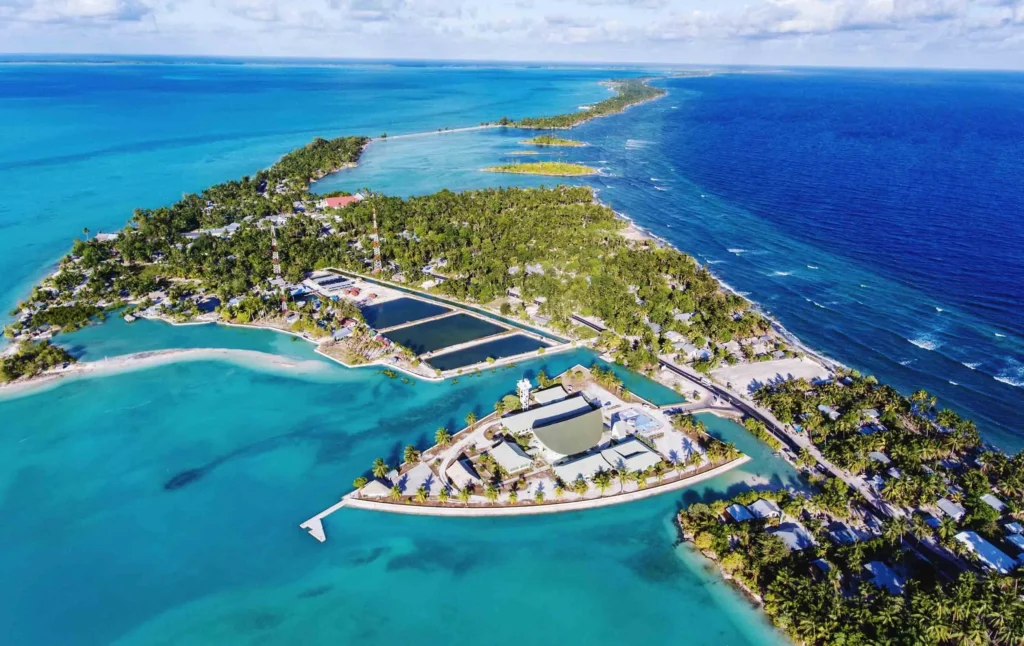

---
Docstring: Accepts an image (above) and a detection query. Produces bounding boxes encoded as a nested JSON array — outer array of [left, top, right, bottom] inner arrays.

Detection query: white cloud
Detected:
[[0, 0, 1021, 68]]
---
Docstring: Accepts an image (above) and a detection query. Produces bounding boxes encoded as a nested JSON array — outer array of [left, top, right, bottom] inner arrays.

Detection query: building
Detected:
[[332, 328, 353, 341], [749, 499, 783, 519], [937, 498, 967, 521], [600, 438, 661, 473], [533, 385, 569, 406], [863, 562, 905, 594], [303, 272, 354, 297], [319, 195, 362, 209], [95, 232, 119, 242], [981, 493, 1007, 513], [489, 441, 533, 474], [358, 479, 393, 498], [768, 522, 816, 552], [725, 503, 754, 522], [500, 394, 595, 435], [532, 407, 605, 462], [553, 453, 612, 483], [445, 458, 481, 490], [868, 451, 892, 466], [955, 531, 1016, 574], [817, 404, 840, 421]]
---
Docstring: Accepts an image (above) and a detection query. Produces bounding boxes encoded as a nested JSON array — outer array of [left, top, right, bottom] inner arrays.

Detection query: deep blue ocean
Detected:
[[1, 58, 1022, 644]]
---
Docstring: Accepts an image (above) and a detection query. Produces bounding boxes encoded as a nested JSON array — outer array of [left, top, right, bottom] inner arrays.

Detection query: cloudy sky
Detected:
[[1, 0, 1022, 69]]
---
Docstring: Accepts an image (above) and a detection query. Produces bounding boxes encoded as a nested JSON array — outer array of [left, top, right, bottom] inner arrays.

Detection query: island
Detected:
[[6, 79, 1024, 645], [519, 135, 585, 147], [510, 78, 666, 129], [482, 161, 598, 176]]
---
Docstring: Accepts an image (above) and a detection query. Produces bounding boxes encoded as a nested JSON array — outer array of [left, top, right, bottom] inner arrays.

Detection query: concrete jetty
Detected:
[[299, 497, 348, 542], [375, 310, 460, 334]]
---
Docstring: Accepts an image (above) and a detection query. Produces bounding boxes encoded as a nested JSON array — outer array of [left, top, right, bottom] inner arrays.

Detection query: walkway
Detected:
[[340, 457, 750, 518], [375, 310, 460, 334]]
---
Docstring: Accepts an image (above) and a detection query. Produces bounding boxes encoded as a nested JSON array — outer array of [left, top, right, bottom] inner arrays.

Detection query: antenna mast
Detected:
[[371, 205, 383, 274]]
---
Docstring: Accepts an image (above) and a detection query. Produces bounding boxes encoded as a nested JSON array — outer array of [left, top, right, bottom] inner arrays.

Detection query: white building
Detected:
[[445, 458, 482, 490], [768, 522, 816, 552], [749, 499, 783, 519], [937, 498, 967, 521], [956, 531, 1016, 574], [489, 441, 533, 474], [600, 438, 661, 474]]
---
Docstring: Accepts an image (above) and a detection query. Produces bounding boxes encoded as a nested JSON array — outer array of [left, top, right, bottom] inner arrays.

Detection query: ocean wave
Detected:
[[650, 177, 661, 182], [706, 259, 724, 265], [727, 248, 747, 255], [806, 265, 819, 270], [949, 381, 958, 386], [908, 336, 943, 351], [994, 375, 1023, 388], [995, 333, 1006, 338], [625, 139, 651, 149], [769, 270, 793, 277], [898, 359, 915, 366], [962, 362, 981, 370], [654, 186, 668, 191], [935, 307, 944, 312]]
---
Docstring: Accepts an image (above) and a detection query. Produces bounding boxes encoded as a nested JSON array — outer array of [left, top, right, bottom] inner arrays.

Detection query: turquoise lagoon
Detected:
[[1, 320, 796, 646], [0, 59, 800, 645]]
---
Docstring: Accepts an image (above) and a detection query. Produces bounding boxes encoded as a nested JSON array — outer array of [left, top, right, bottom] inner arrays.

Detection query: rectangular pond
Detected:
[[361, 297, 450, 329], [596, 360, 687, 406], [385, 313, 506, 355], [428, 334, 550, 371]]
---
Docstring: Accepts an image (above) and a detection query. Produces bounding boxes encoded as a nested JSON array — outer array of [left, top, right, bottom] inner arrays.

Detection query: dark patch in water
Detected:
[[231, 610, 285, 632], [297, 585, 332, 599], [164, 467, 206, 490], [623, 547, 683, 584], [349, 546, 387, 566], [385, 540, 478, 576]]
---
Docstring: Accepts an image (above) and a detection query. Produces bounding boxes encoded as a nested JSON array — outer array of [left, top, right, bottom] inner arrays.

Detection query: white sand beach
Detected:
[[0, 348, 332, 399]]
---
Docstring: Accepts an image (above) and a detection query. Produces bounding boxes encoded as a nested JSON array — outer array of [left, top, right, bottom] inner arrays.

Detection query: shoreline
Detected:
[[0, 347, 331, 399], [312, 456, 750, 525]]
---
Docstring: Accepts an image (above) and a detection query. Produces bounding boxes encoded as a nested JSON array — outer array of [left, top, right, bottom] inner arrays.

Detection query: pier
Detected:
[[375, 310, 460, 334], [299, 497, 348, 542]]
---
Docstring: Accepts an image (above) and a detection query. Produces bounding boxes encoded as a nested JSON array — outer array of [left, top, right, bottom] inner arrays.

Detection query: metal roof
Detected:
[[533, 407, 604, 458]]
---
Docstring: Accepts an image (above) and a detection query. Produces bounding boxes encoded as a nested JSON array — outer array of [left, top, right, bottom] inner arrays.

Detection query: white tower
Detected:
[[517, 378, 532, 410]]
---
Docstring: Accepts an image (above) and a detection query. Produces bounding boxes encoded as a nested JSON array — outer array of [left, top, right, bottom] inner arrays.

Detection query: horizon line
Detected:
[[1, 52, 1023, 74]]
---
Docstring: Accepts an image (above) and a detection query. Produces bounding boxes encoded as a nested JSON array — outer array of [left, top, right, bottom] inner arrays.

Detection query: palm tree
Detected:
[[403, 445, 420, 464], [484, 484, 499, 503], [534, 489, 545, 503], [352, 476, 368, 489], [508, 489, 519, 504], [82, 226, 90, 240], [554, 479, 565, 499], [389, 485, 402, 501], [415, 486, 428, 504], [438, 487, 450, 504], [465, 411, 477, 429], [937, 516, 958, 541], [883, 516, 910, 546], [573, 477, 589, 496], [372, 457, 389, 479], [457, 486, 471, 505], [434, 427, 452, 448], [592, 468, 613, 495]]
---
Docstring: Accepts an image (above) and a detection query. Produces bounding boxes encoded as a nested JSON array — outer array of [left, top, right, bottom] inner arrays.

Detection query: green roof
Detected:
[[533, 408, 604, 457]]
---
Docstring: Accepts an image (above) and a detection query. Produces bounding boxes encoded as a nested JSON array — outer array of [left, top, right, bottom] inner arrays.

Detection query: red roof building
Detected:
[[323, 195, 360, 209]]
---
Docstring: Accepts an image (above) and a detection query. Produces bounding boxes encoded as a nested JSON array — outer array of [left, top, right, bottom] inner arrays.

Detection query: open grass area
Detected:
[[483, 161, 598, 176]]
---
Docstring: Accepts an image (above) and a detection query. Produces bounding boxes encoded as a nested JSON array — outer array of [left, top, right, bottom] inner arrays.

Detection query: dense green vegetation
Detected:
[[680, 492, 1024, 644], [484, 162, 597, 176], [513, 79, 665, 129], [520, 135, 584, 147], [6, 136, 367, 339], [0, 341, 76, 382]]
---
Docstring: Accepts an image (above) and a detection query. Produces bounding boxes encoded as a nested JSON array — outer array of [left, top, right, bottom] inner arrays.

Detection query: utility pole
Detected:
[[371, 205, 383, 274], [271, 223, 287, 313]]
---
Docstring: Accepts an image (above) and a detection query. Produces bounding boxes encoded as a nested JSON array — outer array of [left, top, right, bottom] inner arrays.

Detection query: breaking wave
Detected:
[[908, 336, 942, 351]]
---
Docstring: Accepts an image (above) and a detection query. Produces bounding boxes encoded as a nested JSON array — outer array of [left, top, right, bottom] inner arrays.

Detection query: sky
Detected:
[[0, 0, 1022, 70]]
